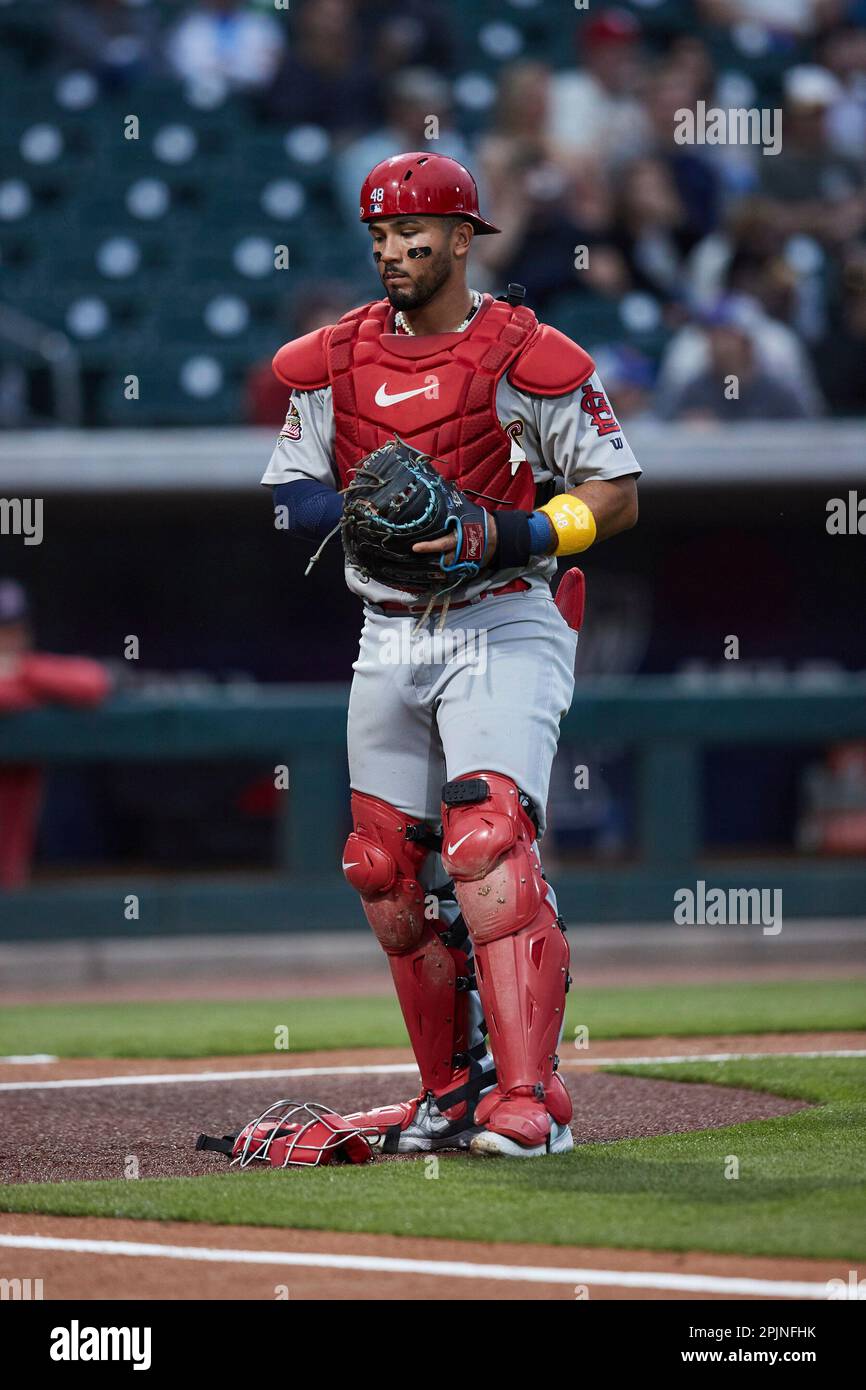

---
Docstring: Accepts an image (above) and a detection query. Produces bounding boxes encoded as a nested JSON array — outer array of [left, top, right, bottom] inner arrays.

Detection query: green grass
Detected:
[[611, 1055, 865, 1106], [2, 979, 863, 1058], [1, 1057, 864, 1261], [0, 996, 406, 1059]]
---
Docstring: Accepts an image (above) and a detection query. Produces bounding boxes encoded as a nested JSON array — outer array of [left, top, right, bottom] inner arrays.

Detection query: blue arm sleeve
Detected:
[[273, 479, 343, 543]]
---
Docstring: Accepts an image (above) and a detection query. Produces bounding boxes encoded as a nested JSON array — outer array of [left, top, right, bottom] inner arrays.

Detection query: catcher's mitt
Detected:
[[341, 437, 491, 594]]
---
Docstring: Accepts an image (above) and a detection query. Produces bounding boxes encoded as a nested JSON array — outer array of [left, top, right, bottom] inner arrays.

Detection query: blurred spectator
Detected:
[[758, 65, 866, 246], [262, 0, 378, 132], [686, 197, 828, 340], [245, 282, 356, 426], [546, 8, 650, 166], [357, 0, 456, 79], [334, 68, 472, 240], [474, 63, 624, 307], [668, 333, 811, 421], [646, 65, 721, 243], [821, 24, 866, 161], [2, 0, 862, 428], [657, 295, 821, 420], [0, 361, 28, 429], [689, 196, 791, 302], [480, 173, 625, 311], [697, 0, 845, 39], [475, 63, 564, 277], [611, 158, 693, 302], [666, 35, 718, 103], [167, 0, 285, 94], [815, 241, 866, 413], [55, 0, 163, 85], [591, 345, 657, 421], [476, 60, 557, 210], [0, 582, 110, 890]]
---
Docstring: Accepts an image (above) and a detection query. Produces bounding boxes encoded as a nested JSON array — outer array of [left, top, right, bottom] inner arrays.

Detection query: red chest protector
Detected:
[[272, 294, 595, 513]]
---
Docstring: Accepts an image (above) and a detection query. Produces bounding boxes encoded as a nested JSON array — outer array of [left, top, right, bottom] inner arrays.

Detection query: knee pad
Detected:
[[440, 772, 552, 944], [343, 791, 430, 954]]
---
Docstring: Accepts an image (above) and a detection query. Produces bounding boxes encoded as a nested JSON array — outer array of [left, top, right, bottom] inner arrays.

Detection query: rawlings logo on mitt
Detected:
[[341, 436, 491, 594]]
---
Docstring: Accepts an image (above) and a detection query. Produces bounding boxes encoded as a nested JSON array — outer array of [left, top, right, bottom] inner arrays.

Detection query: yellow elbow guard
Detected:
[[538, 494, 597, 556]]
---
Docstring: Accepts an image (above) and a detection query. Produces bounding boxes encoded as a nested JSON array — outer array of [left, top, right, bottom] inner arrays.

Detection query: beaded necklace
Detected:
[[394, 289, 482, 336]]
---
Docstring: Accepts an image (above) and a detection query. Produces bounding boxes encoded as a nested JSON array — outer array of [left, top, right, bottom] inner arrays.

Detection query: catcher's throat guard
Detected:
[[341, 436, 490, 595], [196, 1099, 374, 1168]]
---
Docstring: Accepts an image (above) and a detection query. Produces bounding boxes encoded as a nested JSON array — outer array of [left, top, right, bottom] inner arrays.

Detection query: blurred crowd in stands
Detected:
[[4, 0, 866, 423]]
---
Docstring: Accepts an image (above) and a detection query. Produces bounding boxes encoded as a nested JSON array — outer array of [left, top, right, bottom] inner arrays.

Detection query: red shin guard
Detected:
[[442, 772, 572, 1145], [343, 791, 483, 1120]]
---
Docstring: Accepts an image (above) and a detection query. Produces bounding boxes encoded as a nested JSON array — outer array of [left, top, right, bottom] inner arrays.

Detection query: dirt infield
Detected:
[[2, 1030, 858, 1183], [0, 1066, 811, 1185], [0, 1032, 861, 1299]]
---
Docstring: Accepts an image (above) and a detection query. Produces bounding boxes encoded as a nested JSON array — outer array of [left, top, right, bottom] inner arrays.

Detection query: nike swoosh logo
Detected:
[[374, 382, 432, 407], [446, 829, 477, 856], [341, 861, 359, 871]]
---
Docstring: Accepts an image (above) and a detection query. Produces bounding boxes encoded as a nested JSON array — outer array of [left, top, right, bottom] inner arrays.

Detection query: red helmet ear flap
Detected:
[[197, 1100, 374, 1168]]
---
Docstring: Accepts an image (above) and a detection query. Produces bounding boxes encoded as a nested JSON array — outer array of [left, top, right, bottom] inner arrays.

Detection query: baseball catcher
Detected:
[[263, 152, 640, 1158]]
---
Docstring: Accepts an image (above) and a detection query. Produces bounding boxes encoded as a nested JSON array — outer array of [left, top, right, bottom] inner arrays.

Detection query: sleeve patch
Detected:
[[579, 382, 620, 437], [279, 400, 304, 442]]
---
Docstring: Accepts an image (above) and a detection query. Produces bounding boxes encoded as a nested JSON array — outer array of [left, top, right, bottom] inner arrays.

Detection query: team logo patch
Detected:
[[580, 382, 620, 437], [503, 419, 527, 476], [279, 401, 303, 442]]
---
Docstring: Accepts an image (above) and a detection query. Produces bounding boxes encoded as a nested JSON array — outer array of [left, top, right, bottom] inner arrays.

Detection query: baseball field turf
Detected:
[[0, 1056, 863, 1262], [0, 978, 863, 1057], [1, 978, 864, 1267]]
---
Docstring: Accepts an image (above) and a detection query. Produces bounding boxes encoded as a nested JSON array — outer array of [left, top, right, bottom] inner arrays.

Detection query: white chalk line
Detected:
[[0, 1062, 417, 1092], [0, 1055, 58, 1065], [0, 1050, 864, 1092], [564, 1049, 866, 1067], [0, 1234, 837, 1299]]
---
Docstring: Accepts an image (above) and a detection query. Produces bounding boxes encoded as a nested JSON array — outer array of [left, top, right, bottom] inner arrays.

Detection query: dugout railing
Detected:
[[1, 678, 865, 938]]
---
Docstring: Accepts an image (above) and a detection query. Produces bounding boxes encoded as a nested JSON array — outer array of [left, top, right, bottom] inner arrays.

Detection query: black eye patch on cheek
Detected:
[[372, 250, 383, 262], [407, 245, 432, 258]]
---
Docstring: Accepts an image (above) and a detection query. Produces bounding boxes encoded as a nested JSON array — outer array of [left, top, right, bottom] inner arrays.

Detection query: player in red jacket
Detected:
[[0, 581, 110, 889]]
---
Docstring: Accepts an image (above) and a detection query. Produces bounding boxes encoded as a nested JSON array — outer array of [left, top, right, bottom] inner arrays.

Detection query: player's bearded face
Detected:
[[372, 221, 453, 309]]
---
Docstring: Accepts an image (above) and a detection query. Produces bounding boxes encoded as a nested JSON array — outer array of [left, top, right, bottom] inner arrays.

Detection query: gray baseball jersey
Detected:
[[261, 313, 640, 832], [261, 367, 641, 605]]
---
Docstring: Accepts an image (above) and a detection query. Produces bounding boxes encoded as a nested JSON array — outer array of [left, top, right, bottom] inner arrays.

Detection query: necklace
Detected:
[[395, 289, 482, 336]]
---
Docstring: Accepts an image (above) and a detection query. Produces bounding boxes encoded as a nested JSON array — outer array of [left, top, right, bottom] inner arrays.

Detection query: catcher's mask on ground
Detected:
[[196, 1099, 374, 1168]]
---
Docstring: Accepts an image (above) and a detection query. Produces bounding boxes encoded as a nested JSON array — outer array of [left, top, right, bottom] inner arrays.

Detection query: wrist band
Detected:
[[527, 510, 556, 555], [492, 509, 532, 569], [493, 508, 571, 568], [538, 493, 597, 556]]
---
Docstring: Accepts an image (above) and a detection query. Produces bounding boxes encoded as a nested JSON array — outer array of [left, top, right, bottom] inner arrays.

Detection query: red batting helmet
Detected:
[[359, 151, 500, 235]]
